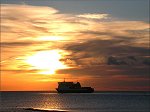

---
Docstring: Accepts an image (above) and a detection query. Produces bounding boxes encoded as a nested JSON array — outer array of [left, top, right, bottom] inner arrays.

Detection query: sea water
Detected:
[[0, 92, 150, 112]]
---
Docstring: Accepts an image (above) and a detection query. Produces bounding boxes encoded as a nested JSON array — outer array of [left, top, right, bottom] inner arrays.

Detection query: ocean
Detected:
[[0, 92, 150, 112]]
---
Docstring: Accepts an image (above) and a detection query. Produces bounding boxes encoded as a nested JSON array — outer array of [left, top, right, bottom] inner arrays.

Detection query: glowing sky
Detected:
[[1, 0, 150, 91]]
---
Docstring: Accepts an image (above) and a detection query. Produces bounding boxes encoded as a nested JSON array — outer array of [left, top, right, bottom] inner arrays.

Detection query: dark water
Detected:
[[0, 92, 150, 112]]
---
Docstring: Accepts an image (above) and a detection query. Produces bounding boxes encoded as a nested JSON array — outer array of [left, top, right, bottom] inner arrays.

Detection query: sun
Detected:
[[25, 50, 67, 75]]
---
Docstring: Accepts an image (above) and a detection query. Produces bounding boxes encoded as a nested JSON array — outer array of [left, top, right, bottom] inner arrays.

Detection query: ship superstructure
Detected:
[[56, 79, 94, 93]]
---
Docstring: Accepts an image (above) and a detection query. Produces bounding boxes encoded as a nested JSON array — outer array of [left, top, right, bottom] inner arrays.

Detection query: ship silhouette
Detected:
[[56, 79, 94, 93]]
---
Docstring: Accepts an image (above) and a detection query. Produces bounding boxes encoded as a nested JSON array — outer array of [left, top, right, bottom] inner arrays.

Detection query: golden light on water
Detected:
[[26, 50, 67, 75]]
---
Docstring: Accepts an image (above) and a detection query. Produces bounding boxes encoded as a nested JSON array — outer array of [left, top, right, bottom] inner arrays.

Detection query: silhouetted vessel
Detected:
[[56, 79, 94, 93]]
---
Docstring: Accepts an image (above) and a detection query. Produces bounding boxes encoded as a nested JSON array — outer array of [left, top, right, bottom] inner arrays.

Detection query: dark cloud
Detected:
[[1, 42, 35, 47], [57, 65, 149, 77], [143, 58, 150, 65], [1, 41, 56, 48], [107, 56, 150, 66], [63, 39, 149, 67], [107, 56, 127, 65], [65, 39, 149, 55]]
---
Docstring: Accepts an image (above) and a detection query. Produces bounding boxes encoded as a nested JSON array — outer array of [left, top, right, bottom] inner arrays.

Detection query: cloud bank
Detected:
[[1, 4, 149, 91]]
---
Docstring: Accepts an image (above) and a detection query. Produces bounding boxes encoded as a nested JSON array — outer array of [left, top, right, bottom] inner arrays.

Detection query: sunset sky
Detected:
[[1, 0, 150, 91]]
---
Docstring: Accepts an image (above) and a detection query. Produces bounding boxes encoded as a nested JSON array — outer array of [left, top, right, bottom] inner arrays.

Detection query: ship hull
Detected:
[[56, 88, 94, 93]]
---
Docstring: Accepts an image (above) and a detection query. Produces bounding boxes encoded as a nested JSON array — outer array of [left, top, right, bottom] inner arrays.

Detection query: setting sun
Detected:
[[26, 50, 67, 75]]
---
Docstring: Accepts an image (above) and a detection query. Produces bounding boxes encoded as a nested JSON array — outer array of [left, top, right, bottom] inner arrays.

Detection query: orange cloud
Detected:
[[1, 4, 149, 91], [77, 13, 109, 19]]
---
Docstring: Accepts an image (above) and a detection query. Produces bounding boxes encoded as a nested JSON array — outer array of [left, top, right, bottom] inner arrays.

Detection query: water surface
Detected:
[[0, 92, 150, 112]]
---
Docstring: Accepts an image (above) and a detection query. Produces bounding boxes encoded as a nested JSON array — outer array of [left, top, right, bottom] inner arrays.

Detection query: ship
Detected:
[[56, 79, 94, 93]]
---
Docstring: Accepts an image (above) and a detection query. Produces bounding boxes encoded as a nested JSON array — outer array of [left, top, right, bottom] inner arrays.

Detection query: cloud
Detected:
[[1, 4, 58, 18], [107, 56, 150, 65], [1, 4, 149, 65], [1, 4, 149, 90], [1, 42, 35, 47], [77, 13, 109, 19], [57, 64, 150, 91], [1, 4, 149, 44], [63, 39, 149, 65]]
